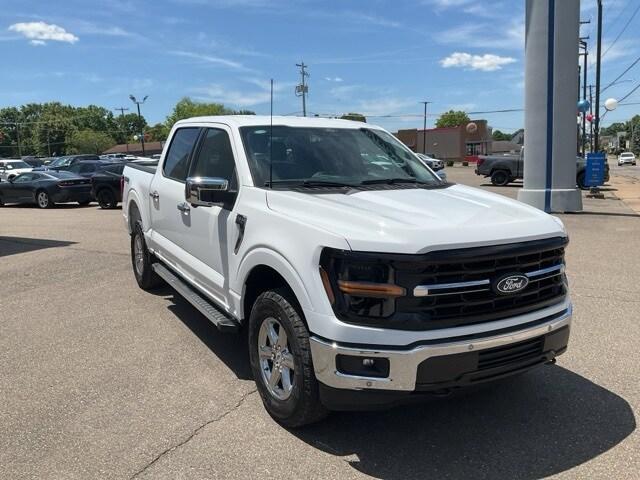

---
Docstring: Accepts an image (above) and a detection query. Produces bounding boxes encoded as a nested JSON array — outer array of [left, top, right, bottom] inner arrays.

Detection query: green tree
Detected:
[[340, 113, 367, 122], [600, 122, 626, 137], [165, 97, 255, 128], [147, 123, 169, 142], [114, 113, 147, 144], [68, 130, 116, 154], [492, 129, 512, 141], [435, 110, 470, 128]]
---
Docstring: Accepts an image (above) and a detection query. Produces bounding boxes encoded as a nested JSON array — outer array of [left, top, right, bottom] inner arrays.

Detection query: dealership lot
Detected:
[[1, 168, 638, 479]]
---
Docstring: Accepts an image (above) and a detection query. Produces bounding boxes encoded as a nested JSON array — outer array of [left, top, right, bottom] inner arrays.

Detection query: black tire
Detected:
[[248, 289, 328, 428], [0, 195, 4, 207], [577, 172, 588, 190], [131, 220, 163, 290], [36, 190, 53, 209], [97, 188, 117, 209], [490, 170, 510, 186]]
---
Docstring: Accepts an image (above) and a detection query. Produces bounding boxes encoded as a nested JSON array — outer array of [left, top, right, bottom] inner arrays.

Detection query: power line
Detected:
[[602, 2, 640, 58], [602, 54, 640, 92]]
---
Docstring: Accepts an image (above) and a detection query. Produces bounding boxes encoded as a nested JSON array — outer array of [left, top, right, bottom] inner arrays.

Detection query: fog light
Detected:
[[336, 355, 390, 378]]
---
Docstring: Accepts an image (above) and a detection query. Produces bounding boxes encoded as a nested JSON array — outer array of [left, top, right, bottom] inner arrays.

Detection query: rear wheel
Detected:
[[131, 221, 163, 290], [490, 170, 510, 186], [36, 190, 53, 209], [249, 289, 327, 427], [97, 189, 117, 209]]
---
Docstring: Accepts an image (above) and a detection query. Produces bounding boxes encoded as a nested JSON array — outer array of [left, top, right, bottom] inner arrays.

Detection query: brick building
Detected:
[[396, 120, 492, 162]]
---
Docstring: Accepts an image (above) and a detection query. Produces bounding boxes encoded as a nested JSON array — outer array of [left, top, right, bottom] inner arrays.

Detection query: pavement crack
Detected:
[[129, 389, 257, 479]]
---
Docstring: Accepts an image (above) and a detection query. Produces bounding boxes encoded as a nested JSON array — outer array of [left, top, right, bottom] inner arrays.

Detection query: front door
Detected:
[[148, 127, 201, 273], [10, 173, 36, 202], [180, 126, 240, 308]]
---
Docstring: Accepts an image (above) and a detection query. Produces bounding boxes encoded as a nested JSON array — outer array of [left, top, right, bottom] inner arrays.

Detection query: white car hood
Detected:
[[266, 184, 565, 254]]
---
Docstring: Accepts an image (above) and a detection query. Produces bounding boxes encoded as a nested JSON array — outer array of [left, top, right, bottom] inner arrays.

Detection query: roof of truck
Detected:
[[174, 115, 383, 129]]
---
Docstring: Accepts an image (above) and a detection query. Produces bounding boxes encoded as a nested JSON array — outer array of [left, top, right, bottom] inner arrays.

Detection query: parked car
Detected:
[[123, 116, 571, 427], [618, 152, 636, 166], [21, 156, 50, 168], [416, 153, 444, 171], [0, 171, 92, 208], [0, 159, 33, 181], [91, 163, 125, 209], [475, 148, 610, 189], [35, 154, 101, 171], [416, 153, 447, 182], [65, 160, 119, 178]]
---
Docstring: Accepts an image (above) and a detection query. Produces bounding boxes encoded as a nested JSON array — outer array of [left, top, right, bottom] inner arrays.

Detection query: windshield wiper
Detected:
[[265, 179, 358, 188], [360, 177, 418, 185]]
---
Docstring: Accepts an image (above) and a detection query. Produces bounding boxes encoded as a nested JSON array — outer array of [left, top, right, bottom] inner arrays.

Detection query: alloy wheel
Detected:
[[257, 317, 295, 400]]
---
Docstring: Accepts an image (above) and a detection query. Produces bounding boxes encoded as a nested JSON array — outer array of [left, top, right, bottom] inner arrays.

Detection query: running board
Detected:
[[152, 263, 240, 333]]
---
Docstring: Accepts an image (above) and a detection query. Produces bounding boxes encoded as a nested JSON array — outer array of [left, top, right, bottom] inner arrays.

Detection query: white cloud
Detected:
[[30, 39, 46, 46], [438, 21, 524, 50], [169, 50, 249, 71], [440, 52, 516, 71], [8, 21, 78, 45], [191, 78, 296, 107], [325, 77, 343, 82]]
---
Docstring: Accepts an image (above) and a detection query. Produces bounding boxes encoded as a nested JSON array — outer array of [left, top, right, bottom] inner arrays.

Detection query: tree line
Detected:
[[0, 98, 254, 158], [600, 116, 640, 154]]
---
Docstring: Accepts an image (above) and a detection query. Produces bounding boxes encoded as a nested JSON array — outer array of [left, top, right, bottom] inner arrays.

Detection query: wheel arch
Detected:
[[237, 250, 314, 324]]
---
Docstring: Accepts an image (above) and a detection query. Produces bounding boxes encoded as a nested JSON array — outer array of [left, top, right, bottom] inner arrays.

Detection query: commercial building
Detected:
[[396, 120, 492, 162]]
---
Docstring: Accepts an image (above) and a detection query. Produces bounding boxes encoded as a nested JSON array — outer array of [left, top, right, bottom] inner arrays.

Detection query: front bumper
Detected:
[[310, 305, 571, 393]]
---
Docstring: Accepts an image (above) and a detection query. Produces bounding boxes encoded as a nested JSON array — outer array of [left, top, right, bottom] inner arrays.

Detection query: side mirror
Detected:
[[185, 176, 229, 207]]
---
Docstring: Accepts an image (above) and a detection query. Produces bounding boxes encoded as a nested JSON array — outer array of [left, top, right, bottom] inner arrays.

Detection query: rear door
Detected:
[[148, 127, 201, 270]]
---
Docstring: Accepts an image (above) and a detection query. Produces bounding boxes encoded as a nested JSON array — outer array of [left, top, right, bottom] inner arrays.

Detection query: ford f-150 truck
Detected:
[[123, 116, 572, 427]]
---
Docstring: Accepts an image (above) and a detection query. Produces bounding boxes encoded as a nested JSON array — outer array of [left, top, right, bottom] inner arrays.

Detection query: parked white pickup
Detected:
[[123, 115, 572, 426]]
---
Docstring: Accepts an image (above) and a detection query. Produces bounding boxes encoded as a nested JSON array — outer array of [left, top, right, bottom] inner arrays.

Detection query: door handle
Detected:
[[149, 191, 160, 200], [177, 202, 190, 214]]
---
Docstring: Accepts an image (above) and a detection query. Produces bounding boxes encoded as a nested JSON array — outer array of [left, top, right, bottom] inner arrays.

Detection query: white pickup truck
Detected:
[[122, 116, 572, 427]]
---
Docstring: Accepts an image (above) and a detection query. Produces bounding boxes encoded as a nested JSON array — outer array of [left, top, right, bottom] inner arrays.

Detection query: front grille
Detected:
[[391, 237, 567, 330]]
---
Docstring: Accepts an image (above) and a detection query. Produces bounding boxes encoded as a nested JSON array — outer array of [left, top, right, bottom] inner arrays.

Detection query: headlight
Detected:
[[319, 248, 405, 320]]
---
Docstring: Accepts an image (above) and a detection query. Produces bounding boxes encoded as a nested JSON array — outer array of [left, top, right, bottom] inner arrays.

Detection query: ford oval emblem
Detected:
[[494, 274, 529, 295]]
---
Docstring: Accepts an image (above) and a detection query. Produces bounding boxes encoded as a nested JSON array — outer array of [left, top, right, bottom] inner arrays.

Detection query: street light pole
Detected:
[[129, 95, 148, 157], [579, 39, 588, 157], [420, 101, 431, 154], [594, 0, 603, 152]]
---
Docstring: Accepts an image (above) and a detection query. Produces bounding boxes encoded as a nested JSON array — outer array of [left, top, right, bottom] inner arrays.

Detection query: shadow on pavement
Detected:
[[159, 287, 253, 380], [0, 236, 76, 257], [294, 366, 635, 480], [148, 285, 636, 480]]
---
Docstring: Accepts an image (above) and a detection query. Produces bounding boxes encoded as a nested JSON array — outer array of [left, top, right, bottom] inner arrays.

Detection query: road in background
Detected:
[[1, 168, 638, 479]]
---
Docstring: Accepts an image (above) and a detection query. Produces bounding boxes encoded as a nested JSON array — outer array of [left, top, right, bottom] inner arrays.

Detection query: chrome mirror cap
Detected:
[[185, 176, 229, 207]]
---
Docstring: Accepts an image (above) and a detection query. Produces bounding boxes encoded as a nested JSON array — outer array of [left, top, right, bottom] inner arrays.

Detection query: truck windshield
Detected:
[[239, 126, 442, 188]]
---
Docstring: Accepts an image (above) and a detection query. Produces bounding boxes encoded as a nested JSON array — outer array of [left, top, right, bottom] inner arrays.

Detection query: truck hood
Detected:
[[266, 184, 565, 253]]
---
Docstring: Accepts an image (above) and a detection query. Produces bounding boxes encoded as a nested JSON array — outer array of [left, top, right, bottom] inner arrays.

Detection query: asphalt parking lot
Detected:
[[1, 167, 638, 479]]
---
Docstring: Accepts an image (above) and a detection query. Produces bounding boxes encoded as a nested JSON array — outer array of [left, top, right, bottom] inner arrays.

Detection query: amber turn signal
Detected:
[[319, 267, 335, 304], [337, 280, 405, 298]]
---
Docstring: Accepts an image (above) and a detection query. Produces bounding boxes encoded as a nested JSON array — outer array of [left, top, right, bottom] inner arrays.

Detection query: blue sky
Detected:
[[0, 0, 638, 133]]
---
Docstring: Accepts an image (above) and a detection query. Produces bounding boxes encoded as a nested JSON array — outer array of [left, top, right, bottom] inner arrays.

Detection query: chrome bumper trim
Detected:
[[309, 305, 572, 392]]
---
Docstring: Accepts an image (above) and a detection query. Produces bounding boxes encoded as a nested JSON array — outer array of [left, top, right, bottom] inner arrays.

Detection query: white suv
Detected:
[[618, 152, 636, 166], [0, 160, 33, 181]]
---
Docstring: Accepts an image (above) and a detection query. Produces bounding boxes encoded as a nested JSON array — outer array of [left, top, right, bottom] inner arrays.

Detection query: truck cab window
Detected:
[[163, 127, 200, 181], [190, 128, 237, 184]]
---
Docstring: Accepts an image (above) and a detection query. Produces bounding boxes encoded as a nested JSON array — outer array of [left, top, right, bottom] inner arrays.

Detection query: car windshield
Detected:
[[239, 126, 443, 188], [48, 157, 72, 167], [621, 153, 633, 157]]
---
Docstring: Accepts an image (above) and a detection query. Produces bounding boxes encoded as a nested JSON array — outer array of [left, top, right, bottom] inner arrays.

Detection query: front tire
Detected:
[[248, 289, 327, 427], [490, 170, 510, 186], [36, 190, 53, 209], [131, 221, 163, 290]]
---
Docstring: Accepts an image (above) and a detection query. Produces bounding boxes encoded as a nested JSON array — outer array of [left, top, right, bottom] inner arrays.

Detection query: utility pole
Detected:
[[579, 38, 588, 157], [594, 0, 603, 152], [589, 85, 595, 152], [420, 101, 431, 154], [295, 61, 309, 116], [16, 122, 22, 158], [129, 95, 148, 156], [114, 106, 130, 153]]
